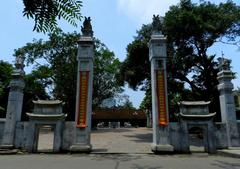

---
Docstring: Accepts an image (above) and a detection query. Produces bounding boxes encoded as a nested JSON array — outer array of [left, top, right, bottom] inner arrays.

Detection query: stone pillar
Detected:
[[70, 17, 94, 152], [217, 60, 240, 147], [146, 109, 152, 128], [1, 56, 25, 148], [149, 15, 173, 153]]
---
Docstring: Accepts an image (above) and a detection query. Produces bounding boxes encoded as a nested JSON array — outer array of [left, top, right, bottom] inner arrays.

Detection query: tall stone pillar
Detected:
[[1, 56, 25, 148], [149, 15, 173, 153], [217, 58, 240, 147], [70, 17, 94, 152]]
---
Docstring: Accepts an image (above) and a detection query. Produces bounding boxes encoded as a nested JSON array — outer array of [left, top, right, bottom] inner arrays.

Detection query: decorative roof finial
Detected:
[[15, 55, 25, 70], [81, 17, 93, 37], [152, 15, 162, 35], [218, 54, 231, 71], [221, 51, 225, 58]]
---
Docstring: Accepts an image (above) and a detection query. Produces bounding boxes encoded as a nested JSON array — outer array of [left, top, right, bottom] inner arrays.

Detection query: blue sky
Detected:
[[0, 0, 240, 108]]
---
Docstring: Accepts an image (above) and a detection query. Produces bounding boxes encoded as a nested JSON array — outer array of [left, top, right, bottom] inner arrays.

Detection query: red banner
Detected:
[[76, 71, 89, 128], [156, 70, 168, 126]]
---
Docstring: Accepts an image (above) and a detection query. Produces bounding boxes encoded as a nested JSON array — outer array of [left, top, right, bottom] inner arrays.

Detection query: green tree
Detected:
[[93, 40, 123, 107], [119, 23, 186, 115], [22, 66, 52, 120], [0, 61, 13, 116], [115, 94, 135, 109], [120, 0, 240, 120], [164, 0, 240, 118], [0, 60, 50, 119], [23, 0, 82, 33], [15, 30, 122, 120]]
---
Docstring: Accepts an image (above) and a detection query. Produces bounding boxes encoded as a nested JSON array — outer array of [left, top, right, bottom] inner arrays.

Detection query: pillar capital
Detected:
[[149, 34, 167, 61]]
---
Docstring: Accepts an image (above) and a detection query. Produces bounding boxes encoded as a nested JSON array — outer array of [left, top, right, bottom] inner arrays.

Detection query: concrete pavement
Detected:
[[37, 127, 240, 157], [217, 147, 240, 158], [0, 154, 239, 169], [1, 127, 240, 169], [91, 128, 152, 154]]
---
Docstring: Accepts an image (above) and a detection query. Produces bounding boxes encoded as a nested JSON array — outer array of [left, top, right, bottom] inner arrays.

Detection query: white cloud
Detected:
[[117, 0, 179, 24]]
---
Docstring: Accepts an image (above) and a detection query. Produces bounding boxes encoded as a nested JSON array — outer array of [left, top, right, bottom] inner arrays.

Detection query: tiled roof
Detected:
[[92, 109, 146, 120]]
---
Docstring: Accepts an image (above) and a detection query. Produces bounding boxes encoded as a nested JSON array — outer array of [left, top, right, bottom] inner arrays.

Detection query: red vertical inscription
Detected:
[[76, 71, 89, 128], [156, 70, 168, 126]]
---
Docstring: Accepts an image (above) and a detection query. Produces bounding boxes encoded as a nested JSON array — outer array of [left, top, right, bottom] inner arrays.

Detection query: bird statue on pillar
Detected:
[[152, 15, 162, 35], [15, 55, 25, 70], [81, 17, 93, 37]]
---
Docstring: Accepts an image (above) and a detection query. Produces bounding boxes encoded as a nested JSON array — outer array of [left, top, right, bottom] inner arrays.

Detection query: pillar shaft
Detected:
[[149, 33, 173, 152], [1, 66, 25, 147], [218, 70, 240, 147], [70, 21, 94, 152]]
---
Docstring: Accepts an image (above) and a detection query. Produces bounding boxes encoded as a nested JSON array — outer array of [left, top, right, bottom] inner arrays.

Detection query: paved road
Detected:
[[0, 154, 239, 169], [38, 127, 153, 153], [38, 127, 205, 153], [4, 128, 240, 169]]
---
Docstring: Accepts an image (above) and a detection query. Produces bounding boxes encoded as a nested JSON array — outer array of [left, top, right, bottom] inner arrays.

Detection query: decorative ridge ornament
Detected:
[[81, 17, 93, 37], [218, 57, 231, 71], [15, 55, 25, 70], [152, 15, 162, 35]]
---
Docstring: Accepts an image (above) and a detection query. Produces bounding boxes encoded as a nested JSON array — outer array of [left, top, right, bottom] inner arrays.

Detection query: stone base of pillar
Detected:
[[151, 144, 174, 153], [70, 144, 92, 153], [226, 122, 240, 147], [0, 144, 14, 149]]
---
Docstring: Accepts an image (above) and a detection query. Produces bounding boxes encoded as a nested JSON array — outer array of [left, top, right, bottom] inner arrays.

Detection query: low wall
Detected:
[[169, 122, 229, 151], [62, 122, 75, 150], [15, 122, 28, 148], [169, 123, 185, 152], [14, 121, 75, 151], [214, 123, 228, 149], [238, 122, 240, 132], [0, 119, 6, 144], [0, 120, 238, 151]]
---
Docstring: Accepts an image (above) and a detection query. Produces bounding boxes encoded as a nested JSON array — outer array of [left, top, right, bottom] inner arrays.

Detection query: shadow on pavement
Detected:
[[123, 133, 152, 143], [91, 128, 132, 133], [212, 160, 240, 169], [89, 154, 143, 162], [131, 163, 162, 169]]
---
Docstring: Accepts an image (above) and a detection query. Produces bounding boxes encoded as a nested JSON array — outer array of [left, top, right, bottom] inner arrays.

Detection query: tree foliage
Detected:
[[164, 0, 240, 116], [0, 60, 50, 119], [120, 0, 240, 120], [119, 40, 150, 90], [93, 40, 123, 107], [15, 30, 122, 120], [23, 0, 82, 33], [22, 66, 51, 120], [0, 61, 13, 116]]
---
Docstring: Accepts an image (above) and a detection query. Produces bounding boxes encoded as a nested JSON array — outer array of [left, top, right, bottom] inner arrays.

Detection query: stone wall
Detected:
[[62, 122, 75, 150], [169, 123, 185, 152], [0, 119, 6, 144], [238, 122, 240, 134], [13, 121, 75, 151], [169, 122, 229, 151], [214, 123, 228, 149], [0, 120, 239, 151], [0, 120, 75, 151], [14, 122, 28, 148]]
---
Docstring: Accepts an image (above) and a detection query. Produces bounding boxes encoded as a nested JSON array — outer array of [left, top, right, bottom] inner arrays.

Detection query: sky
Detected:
[[0, 0, 240, 108]]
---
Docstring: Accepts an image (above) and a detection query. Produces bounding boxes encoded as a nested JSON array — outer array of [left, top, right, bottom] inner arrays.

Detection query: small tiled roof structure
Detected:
[[92, 108, 146, 120]]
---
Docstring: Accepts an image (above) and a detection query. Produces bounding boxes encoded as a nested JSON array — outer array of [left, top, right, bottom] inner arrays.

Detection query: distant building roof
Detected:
[[92, 109, 146, 120]]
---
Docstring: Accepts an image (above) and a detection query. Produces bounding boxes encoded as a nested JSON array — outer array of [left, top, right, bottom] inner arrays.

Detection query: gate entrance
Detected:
[[188, 127, 204, 152], [37, 125, 54, 153]]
